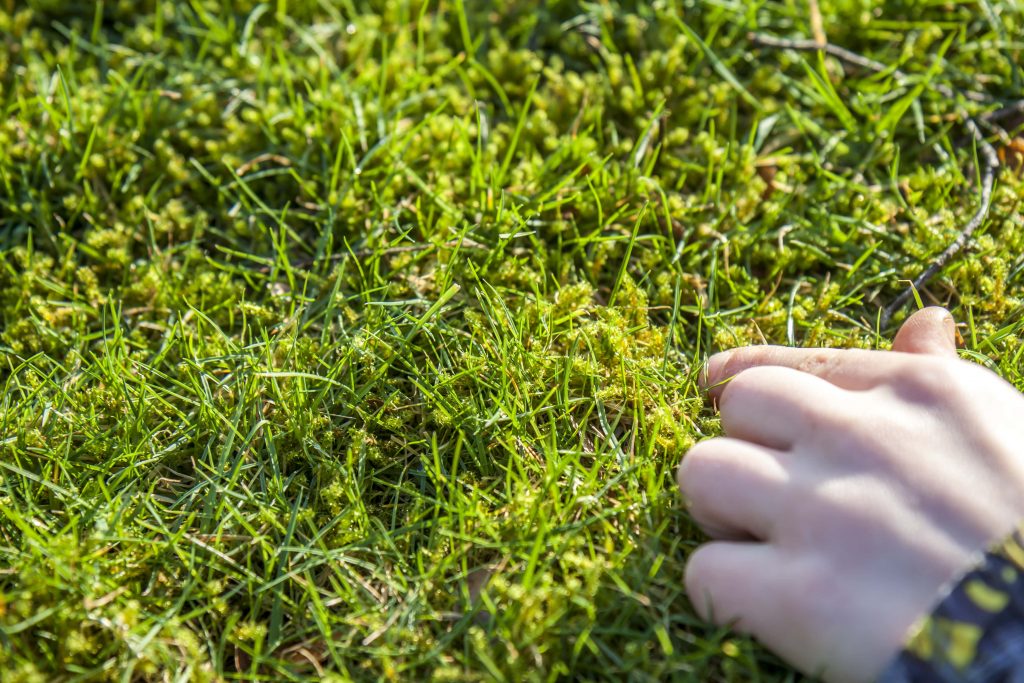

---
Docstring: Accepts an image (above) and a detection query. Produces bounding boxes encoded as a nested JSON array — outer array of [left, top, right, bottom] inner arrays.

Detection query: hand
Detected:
[[677, 307, 1024, 683]]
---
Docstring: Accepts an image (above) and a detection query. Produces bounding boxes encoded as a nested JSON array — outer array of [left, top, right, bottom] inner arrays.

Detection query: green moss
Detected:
[[2, 0, 1023, 680]]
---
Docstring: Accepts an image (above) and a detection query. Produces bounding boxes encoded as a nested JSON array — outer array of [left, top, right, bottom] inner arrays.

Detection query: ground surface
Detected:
[[1, 0, 1023, 681]]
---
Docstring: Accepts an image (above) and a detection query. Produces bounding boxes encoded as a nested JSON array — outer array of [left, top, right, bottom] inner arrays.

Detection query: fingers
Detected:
[[678, 438, 788, 540], [891, 307, 957, 357], [685, 541, 792, 634], [687, 542, 843, 680], [718, 365, 843, 450], [702, 308, 961, 402], [704, 346, 905, 402]]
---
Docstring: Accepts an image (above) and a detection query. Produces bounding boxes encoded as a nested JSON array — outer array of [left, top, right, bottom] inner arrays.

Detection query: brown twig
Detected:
[[746, 33, 991, 103], [235, 153, 292, 177], [749, 33, 890, 74], [748, 32, 1003, 327], [881, 117, 1000, 326], [980, 99, 1024, 125]]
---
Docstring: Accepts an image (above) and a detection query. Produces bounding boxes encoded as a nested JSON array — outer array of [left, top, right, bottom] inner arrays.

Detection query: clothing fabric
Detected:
[[878, 526, 1024, 682]]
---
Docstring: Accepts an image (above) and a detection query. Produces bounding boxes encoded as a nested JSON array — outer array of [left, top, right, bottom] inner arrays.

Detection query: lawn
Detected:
[[1, 0, 1023, 680]]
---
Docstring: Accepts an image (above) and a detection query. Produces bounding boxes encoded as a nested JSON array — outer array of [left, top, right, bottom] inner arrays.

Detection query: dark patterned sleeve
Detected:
[[877, 526, 1024, 682]]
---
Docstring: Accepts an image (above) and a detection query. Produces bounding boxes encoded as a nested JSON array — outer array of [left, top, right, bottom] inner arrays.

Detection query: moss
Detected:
[[3, 1, 1024, 680]]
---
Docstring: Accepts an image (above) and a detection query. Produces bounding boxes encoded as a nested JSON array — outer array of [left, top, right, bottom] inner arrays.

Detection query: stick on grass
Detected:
[[748, 32, 1003, 327]]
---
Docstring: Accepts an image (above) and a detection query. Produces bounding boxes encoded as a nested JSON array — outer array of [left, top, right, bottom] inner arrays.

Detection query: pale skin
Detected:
[[677, 307, 1024, 683]]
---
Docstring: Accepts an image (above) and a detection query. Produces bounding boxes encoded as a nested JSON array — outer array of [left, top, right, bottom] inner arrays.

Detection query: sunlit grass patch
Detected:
[[1, 0, 1022, 680]]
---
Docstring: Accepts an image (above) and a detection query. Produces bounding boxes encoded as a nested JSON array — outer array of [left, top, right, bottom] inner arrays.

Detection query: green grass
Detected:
[[2, 0, 1023, 680]]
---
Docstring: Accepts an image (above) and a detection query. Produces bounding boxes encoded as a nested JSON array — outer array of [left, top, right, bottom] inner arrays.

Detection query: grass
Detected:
[[1, 0, 1023, 680]]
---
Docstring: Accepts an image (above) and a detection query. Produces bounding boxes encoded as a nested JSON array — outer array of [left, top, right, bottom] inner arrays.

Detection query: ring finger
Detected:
[[678, 437, 789, 541]]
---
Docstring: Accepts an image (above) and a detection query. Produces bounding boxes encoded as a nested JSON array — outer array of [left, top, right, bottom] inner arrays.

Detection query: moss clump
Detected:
[[2, 0, 1023, 681]]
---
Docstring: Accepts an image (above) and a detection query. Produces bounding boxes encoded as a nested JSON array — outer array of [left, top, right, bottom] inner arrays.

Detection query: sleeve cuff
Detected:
[[877, 525, 1024, 682]]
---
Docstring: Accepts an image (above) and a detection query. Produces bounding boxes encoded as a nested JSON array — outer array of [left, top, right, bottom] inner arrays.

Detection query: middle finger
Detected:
[[718, 365, 846, 450]]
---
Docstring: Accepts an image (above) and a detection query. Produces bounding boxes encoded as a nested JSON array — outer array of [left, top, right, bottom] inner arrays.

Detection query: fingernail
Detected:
[[942, 313, 961, 348], [702, 351, 732, 390]]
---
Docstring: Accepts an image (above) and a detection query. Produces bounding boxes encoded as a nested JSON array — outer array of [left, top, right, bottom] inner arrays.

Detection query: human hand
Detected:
[[677, 308, 1024, 682]]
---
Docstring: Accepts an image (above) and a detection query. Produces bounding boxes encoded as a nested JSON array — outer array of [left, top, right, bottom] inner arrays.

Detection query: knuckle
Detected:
[[887, 357, 958, 401], [795, 350, 840, 376]]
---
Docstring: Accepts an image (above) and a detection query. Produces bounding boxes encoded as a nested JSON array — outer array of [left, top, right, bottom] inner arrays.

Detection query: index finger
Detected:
[[703, 346, 908, 401]]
